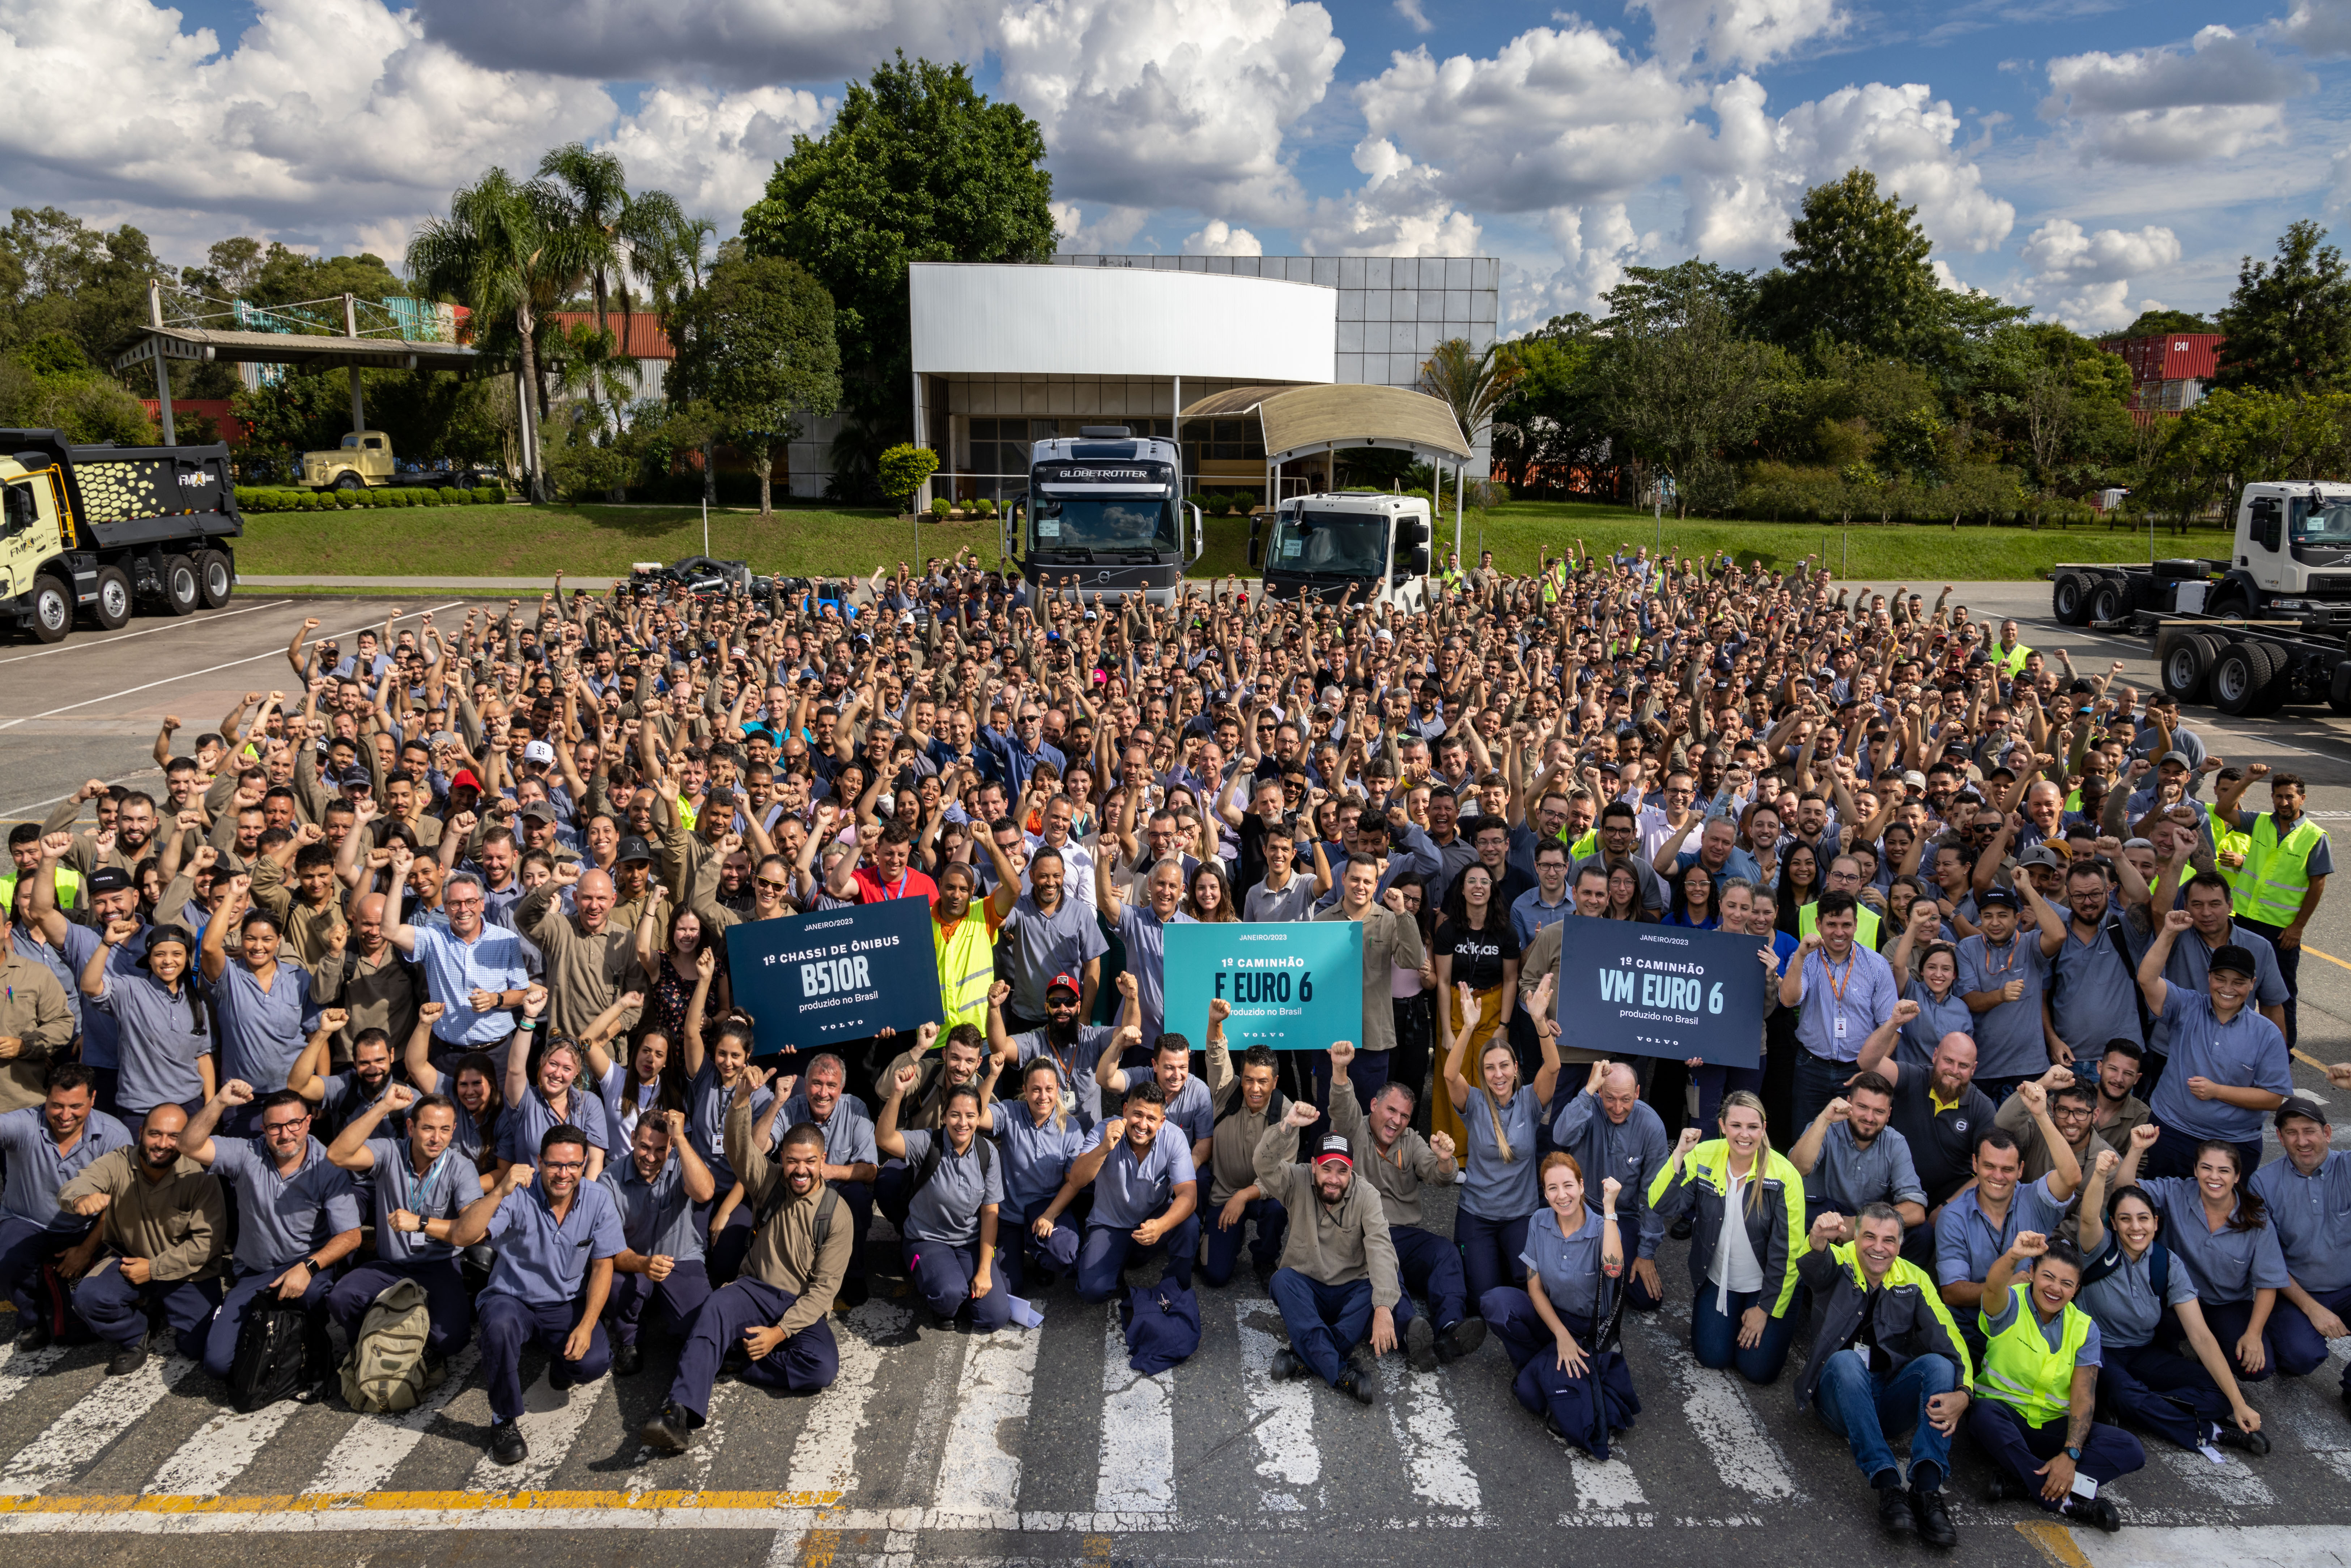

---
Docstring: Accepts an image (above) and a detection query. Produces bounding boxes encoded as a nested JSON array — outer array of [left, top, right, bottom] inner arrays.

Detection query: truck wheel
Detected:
[[196, 550, 233, 608], [2209, 586, 2253, 620], [159, 554, 200, 616], [333, 472, 365, 492], [2052, 572, 2090, 625], [89, 566, 131, 630], [2329, 659, 2351, 715], [2160, 632, 2211, 702], [2088, 580, 2126, 625], [2210, 642, 2280, 716], [28, 575, 70, 643], [2252, 644, 2297, 715]]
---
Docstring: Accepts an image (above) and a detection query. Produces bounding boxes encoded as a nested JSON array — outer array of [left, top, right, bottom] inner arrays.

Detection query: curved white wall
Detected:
[[910, 263, 1335, 383]]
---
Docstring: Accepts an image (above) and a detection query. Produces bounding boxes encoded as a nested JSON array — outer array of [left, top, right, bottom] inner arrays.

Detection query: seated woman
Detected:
[[1649, 1090, 1808, 1384], [2115, 1126, 2291, 1387], [1444, 980, 1559, 1303], [1478, 1152, 1636, 1457], [2074, 1148, 2268, 1457], [877, 1071, 1011, 1332]]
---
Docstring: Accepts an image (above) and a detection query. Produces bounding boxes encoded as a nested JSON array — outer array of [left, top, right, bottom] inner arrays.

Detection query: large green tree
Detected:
[[673, 253, 842, 519], [1605, 294, 1792, 515], [1752, 170, 1947, 362], [2215, 221, 2351, 395], [740, 52, 1054, 498]]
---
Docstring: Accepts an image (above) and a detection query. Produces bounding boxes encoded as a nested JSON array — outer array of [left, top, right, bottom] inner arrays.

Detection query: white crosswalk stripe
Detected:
[[1637, 1317, 1801, 1513], [0, 1353, 197, 1497], [1379, 1356, 1482, 1514], [146, 1398, 301, 1496], [463, 1370, 609, 1492], [1233, 1301, 1319, 1509], [931, 1315, 1039, 1520], [305, 1347, 483, 1495], [783, 1299, 908, 1500], [2153, 1442, 2276, 1507], [1094, 1302, 1177, 1519], [0, 1340, 68, 1406]]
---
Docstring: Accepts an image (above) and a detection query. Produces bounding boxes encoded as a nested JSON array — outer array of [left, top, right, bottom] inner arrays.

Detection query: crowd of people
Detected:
[[0, 550, 2346, 1542]]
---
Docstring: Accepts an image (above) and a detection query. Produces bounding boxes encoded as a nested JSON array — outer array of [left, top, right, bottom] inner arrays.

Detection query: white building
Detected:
[[785, 253, 1501, 502]]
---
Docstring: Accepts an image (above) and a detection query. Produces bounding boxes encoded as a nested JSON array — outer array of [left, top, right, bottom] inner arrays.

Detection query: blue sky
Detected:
[[12, 0, 2344, 333]]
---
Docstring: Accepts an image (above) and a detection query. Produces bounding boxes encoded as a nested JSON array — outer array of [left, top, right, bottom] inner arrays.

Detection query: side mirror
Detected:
[[1006, 496, 1023, 564], [1246, 514, 1262, 568], [1411, 544, 1431, 575], [1189, 502, 1206, 564]]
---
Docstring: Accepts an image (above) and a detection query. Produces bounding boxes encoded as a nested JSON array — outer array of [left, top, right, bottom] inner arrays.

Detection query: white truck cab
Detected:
[[2232, 480, 2351, 616], [1249, 491, 1432, 611]]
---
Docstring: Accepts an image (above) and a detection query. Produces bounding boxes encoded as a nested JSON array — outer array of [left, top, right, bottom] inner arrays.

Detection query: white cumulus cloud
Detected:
[[2278, 0, 2351, 56], [1182, 219, 1262, 256], [1298, 137, 1481, 256], [2042, 25, 2311, 164], [995, 0, 1344, 222], [2015, 216, 2181, 331], [1628, 0, 1849, 72]]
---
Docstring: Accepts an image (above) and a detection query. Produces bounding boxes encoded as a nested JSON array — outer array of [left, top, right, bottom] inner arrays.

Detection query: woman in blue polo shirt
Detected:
[[984, 1058, 1088, 1295], [1478, 1151, 1632, 1455], [1445, 977, 1561, 1302], [2118, 1127, 2290, 1384]]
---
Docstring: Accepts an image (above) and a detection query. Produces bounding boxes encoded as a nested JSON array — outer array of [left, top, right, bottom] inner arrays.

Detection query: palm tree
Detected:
[[635, 210, 720, 503], [1417, 336, 1522, 557], [408, 168, 591, 502]]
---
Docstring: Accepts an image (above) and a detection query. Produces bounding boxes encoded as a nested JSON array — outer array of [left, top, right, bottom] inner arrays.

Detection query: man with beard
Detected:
[[639, 1089, 853, 1455], [1325, 1040, 1484, 1370], [288, 1021, 401, 1142], [55, 1102, 226, 1375], [1042, 1078, 1202, 1302], [1791, 1072, 1930, 1233], [989, 973, 1130, 1135], [1253, 1100, 1400, 1404], [599, 1108, 717, 1377], [755, 1052, 879, 1308], [178, 1083, 364, 1391], [23, 846, 144, 1114], [0, 1065, 132, 1347], [447, 1127, 624, 1467], [928, 834, 1020, 1034], [1197, 1000, 1289, 1287], [326, 1082, 481, 1363]]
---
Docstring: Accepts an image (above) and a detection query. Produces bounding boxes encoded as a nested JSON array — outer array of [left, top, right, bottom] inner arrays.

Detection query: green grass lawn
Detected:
[[235, 498, 2231, 585]]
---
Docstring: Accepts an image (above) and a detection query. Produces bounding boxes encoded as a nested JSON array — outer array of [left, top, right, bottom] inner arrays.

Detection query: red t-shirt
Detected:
[[853, 864, 938, 905]]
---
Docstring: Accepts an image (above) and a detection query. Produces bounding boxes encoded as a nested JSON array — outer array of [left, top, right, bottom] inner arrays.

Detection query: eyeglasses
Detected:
[[755, 877, 791, 893], [541, 1159, 586, 1173]]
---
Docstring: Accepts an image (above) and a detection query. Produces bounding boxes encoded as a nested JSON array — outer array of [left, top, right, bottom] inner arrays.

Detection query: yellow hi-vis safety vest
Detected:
[[934, 910, 998, 1033], [2233, 811, 2326, 929], [0, 862, 82, 913], [1977, 1283, 2092, 1426], [1798, 901, 1881, 949], [1999, 642, 2032, 679]]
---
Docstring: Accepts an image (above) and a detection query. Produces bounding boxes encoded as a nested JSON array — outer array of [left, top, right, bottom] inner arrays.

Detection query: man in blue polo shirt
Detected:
[[1933, 1129, 2078, 1357], [387, 871, 533, 1065], [2134, 910, 2292, 1180], [324, 1081, 481, 1363], [599, 1108, 717, 1377], [178, 1082, 364, 1394], [448, 1125, 625, 1466], [1040, 1079, 1202, 1301], [1551, 1058, 1671, 1310], [2253, 1097, 2351, 1402], [0, 1064, 131, 1347]]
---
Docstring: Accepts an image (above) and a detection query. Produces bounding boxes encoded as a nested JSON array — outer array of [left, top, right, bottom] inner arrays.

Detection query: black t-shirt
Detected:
[[1434, 912, 1519, 992], [1888, 1072, 1997, 1207]]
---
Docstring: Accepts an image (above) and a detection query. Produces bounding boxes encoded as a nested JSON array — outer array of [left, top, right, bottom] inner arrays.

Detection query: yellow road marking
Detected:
[[0, 1489, 843, 1518], [2016, 1518, 2092, 1568]]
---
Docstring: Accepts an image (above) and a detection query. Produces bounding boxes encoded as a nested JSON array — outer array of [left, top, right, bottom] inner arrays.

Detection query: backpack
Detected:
[[229, 1300, 310, 1414], [756, 1176, 844, 1248], [2080, 1233, 2171, 1300], [340, 1276, 446, 1414], [905, 1132, 994, 1215], [1122, 1278, 1201, 1373]]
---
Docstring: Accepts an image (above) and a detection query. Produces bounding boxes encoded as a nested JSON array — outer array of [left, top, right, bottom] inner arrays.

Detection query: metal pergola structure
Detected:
[[110, 279, 482, 445]]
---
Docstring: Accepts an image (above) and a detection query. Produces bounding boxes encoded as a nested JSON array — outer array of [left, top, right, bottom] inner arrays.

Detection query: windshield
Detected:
[[340, 434, 362, 449], [2290, 497, 2351, 545], [1269, 511, 1388, 577], [1030, 497, 1178, 555]]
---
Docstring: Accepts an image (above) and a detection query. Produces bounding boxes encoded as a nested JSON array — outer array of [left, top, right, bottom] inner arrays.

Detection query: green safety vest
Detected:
[[2233, 812, 2325, 928], [934, 910, 998, 1033], [2210, 805, 2252, 897], [0, 863, 82, 913], [1798, 901, 1881, 949], [1439, 567, 1466, 592], [1977, 1283, 2092, 1426], [1998, 642, 2032, 679], [1570, 828, 1598, 861], [1540, 564, 1566, 605]]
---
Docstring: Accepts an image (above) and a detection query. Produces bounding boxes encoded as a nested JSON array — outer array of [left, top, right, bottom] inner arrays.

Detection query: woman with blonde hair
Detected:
[[1446, 973, 1561, 1302], [1479, 1150, 1637, 1455], [1649, 1089, 1808, 1384]]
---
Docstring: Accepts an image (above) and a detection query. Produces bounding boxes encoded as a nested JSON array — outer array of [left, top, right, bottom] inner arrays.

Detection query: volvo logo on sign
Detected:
[[1097, 570, 1112, 582]]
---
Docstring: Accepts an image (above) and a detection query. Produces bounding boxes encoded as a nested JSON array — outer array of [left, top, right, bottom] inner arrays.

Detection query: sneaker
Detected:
[[14, 1320, 50, 1352], [2215, 1423, 2271, 1457], [612, 1342, 643, 1378], [1668, 1215, 1695, 1241], [1434, 1318, 1487, 1364], [1877, 1484, 1917, 1539], [1270, 1347, 1309, 1382], [639, 1402, 694, 1456], [105, 1340, 147, 1378], [839, 1276, 870, 1309], [488, 1419, 528, 1467], [1405, 1317, 1437, 1373], [2063, 1495, 2121, 1533], [1334, 1366, 1376, 1406], [1910, 1486, 1956, 1549], [1982, 1471, 2023, 1504]]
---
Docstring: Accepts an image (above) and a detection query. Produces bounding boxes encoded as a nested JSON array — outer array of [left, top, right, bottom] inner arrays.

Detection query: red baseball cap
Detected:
[[1047, 973, 1081, 998]]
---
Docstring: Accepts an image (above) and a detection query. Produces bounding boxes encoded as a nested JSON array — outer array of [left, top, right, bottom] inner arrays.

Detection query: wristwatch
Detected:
[[2064, 1446, 2082, 1461]]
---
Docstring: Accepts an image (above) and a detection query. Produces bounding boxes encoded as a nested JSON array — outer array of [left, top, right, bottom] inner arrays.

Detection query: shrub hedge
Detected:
[[235, 485, 505, 512]]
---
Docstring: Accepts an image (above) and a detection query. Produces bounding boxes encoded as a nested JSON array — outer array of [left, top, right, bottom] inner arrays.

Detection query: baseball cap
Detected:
[[1976, 887, 2020, 911], [2275, 1096, 2330, 1130], [2159, 749, 2193, 769], [522, 739, 557, 765], [85, 866, 133, 895], [516, 801, 558, 825], [1901, 770, 1927, 789], [614, 834, 654, 866], [2016, 845, 2066, 870], [1046, 972, 1081, 999], [449, 768, 482, 791], [2207, 943, 2259, 979], [1314, 1134, 1353, 1167]]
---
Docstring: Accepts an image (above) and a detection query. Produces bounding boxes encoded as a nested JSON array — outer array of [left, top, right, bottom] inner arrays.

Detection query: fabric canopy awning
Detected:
[[1181, 383, 1470, 466]]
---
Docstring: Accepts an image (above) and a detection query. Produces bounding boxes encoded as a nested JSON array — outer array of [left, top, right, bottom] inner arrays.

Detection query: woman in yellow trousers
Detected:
[[1430, 863, 1520, 1160]]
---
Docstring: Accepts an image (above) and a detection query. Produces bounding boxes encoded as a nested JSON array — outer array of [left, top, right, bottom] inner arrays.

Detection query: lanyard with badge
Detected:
[[1042, 1035, 1080, 1116], [1823, 951, 1855, 1044], [394, 1144, 454, 1231]]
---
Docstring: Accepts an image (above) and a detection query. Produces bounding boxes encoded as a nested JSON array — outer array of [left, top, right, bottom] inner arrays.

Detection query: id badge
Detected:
[[1835, 1015, 1849, 1041], [1060, 1089, 1077, 1115], [1849, 1343, 1870, 1370]]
